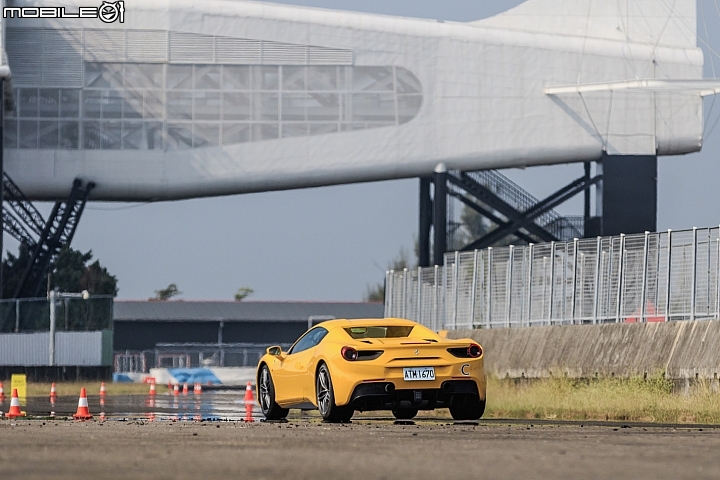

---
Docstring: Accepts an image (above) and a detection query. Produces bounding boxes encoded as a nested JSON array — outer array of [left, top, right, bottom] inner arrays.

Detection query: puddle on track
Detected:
[[1, 391, 267, 422]]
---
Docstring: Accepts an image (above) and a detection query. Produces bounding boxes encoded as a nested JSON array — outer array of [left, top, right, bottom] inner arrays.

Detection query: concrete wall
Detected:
[[449, 320, 720, 380]]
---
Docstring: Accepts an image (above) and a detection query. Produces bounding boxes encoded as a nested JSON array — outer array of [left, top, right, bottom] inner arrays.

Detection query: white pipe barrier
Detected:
[[385, 226, 720, 330]]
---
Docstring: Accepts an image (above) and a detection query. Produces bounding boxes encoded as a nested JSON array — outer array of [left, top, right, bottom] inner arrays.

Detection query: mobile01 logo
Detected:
[[3, 1, 124, 23]]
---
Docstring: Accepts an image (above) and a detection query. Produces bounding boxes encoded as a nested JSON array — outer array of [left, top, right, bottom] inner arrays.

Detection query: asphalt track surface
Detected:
[[2, 416, 720, 480]]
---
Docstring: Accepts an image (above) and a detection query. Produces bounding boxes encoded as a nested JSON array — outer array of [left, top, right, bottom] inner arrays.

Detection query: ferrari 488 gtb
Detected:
[[256, 318, 486, 422]]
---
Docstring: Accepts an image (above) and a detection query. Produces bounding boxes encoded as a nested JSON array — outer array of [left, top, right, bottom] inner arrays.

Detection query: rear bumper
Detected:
[[347, 380, 481, 411]]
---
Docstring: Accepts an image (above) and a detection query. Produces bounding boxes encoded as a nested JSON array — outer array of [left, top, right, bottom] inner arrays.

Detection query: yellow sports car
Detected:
[[256, 318, 486, 422]]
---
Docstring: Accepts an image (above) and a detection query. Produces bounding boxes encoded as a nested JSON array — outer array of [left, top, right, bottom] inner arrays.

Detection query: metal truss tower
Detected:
[[2, 175, 95, 299], [419, 156, 658, 267]]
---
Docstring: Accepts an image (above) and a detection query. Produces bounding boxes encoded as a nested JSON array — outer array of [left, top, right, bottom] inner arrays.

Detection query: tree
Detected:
[[151, 283, 181, 301], [52, 248, 118, 295], [1, 244, 34, 298], [234, 287, 254, 302], [363, 247, 415, 303], [1, 246, 118, 298]]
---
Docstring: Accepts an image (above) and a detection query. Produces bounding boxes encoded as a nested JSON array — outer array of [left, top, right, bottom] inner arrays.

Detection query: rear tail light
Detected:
[[467, 344, 482, 358], [341, 346, 359, 361], [341, 347, 383, 361]]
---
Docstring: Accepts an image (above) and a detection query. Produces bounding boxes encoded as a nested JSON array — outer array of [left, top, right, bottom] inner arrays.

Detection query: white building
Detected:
[[1, 0, 714, 201]]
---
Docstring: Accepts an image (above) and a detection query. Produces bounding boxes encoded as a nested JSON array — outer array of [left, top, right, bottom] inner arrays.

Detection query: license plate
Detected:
[[403, 367, 435, 381]]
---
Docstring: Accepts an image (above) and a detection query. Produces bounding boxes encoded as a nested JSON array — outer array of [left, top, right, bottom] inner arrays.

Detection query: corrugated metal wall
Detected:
[[0, 330, 112, 366], [0, 332, 50, 365]]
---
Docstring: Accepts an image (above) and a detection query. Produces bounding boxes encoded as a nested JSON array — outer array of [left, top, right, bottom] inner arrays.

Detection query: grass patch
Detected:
[[486, 375, 720, 424]]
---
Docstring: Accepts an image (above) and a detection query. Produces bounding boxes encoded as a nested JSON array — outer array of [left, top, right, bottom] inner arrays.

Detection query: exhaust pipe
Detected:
[[442, 382, 453, 392], [385, 383, 395, 393]]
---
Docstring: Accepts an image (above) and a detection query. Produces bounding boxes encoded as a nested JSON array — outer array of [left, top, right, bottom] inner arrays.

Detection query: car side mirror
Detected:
[[267, 346, 283, 356], [438, 330, 448, 338]]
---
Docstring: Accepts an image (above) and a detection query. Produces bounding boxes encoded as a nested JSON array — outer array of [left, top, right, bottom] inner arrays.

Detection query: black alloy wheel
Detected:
[[392, 408, 419, 420], [258, 365, 289, 420], [316, 363, 353, 423], [449, 397, 486, 420]]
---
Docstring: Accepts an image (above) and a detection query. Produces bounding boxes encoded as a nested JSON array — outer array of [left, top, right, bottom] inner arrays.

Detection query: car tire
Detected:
[[316, 363, 353, 423], [449, 397, 486, 421], [392, 408, 419, 420], [258, 364, 289, 420]]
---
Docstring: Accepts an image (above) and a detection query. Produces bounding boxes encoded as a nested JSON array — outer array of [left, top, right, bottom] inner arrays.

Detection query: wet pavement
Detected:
[[1, 391, 264, 422]]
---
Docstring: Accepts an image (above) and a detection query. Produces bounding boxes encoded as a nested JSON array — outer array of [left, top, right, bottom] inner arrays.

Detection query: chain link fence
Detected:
[[0, 295, 114, 333], [385, 227, 720, 330]]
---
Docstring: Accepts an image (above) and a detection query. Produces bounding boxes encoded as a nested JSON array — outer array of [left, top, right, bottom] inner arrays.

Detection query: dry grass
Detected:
[[485, 376, 720, 424]]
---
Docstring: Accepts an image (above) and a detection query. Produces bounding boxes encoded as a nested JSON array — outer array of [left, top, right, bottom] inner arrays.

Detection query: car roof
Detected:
[[317, 318, 418, 330]]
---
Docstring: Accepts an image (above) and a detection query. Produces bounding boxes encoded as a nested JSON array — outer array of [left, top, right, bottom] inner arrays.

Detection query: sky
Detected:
[[12, 0, 720, 302]]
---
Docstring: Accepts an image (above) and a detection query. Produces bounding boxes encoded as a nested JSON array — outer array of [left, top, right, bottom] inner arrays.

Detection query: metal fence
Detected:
[[114, 343, 294, 373], [0, 295, 114, 333], [385, 227, 720, 330]]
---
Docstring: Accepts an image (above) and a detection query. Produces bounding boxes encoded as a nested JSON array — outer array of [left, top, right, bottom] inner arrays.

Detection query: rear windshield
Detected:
[[344, 326, 414, 339]]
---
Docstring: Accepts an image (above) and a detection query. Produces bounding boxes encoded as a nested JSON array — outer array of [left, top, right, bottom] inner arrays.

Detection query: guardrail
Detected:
[[385, 227, 720, 330], [114, 343, 294, 373]]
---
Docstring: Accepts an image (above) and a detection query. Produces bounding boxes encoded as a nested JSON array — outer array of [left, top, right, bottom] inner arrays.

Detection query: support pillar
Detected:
[[586, 154, 657, 237], [433, 164, 447, 266], [418, 177, 432, 268], [583, 162, 591, 222]]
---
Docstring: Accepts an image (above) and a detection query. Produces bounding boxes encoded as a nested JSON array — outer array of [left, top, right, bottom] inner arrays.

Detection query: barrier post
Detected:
[[640, 232, 650, 323], [593, 242, 602, 324], [571, 238, 579, 324], [505, 246, 514, 328], [548, 242, 556, 325], [442, 258, 448, 329], [469, 250, 479, 327], [401, 268, 408, 319], [417, 266, 422, 323], [707, 230, 712, 316], [15, 299, 19, 333], [452, 251, 459, 329], [526, 244, 534, 327], [384, 270, 392, 317], [665, 230, 673, 322], [615, 234, 625, 323], [716, 228, 720, 320], [433, 265, 439, 330], [486, 248, 493, 329], [541, 256, 548, 324], [49, 290, 56, 367], [691, 227, 698, 321]]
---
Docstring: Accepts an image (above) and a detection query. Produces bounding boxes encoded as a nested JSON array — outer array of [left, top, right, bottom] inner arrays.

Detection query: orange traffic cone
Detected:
[[73, 388, 93, 420], [148, 382, 156, 396], [244, 402, 253, 423], [173, 384, 179, 396], [99, 382, 107, 397], [193, 383, 202, 395], [244, 382, 254, 404], [6, 389, 25, 418], [182, 383, 188, 396], [49, 382, 57, 399], [0, 382, 5, 401]]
